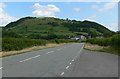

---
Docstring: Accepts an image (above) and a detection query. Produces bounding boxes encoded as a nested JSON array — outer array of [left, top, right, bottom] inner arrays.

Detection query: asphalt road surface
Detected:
[[1, 43, 118, 77], [64, 50, 118, 77]]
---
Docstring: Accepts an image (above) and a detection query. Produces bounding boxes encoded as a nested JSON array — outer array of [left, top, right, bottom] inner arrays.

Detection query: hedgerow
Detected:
[[86, 34, 120, 49], [2, 38, 47, 51], [110, 34, 120, 49], [2, 38, 79, 51]]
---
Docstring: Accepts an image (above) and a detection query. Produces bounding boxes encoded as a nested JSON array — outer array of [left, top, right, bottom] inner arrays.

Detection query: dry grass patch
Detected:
[[84, 43, 118, 55], [84, 43, 109, 50]]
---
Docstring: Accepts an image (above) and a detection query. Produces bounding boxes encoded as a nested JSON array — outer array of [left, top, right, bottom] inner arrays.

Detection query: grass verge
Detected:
[[84, 43, 119, 56]]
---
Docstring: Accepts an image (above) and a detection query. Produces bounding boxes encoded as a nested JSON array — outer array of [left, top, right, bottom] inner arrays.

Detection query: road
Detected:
[[1, 43, 118, 77], [64, 50, 118, 77], [2, 43, 84, 77]]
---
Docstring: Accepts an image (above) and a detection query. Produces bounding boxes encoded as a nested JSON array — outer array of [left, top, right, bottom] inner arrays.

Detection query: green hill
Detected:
[[3, 17, 115, 39]]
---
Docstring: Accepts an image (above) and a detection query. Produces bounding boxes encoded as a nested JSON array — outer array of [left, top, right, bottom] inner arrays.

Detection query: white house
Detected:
[[69, 35, 86, 40]]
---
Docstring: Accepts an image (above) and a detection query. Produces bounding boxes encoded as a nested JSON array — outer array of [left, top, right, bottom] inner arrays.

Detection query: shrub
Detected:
[[110, 34, 120, 49]]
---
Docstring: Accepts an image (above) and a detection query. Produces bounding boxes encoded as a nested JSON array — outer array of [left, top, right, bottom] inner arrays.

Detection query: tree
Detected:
[[66, 18, 69, 21]]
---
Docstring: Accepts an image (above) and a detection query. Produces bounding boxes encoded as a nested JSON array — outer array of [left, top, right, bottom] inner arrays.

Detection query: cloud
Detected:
[[85, 15, 98, 21], [32, 3, 60, 17], [1, 0, 119, 2], [96, 1, 101, 4], [0, 3, 7, 8], [0, 3, 18, 26], [74, 8, 80, 12], [92, 2, 117, 12], [92, 5, 99, 9]]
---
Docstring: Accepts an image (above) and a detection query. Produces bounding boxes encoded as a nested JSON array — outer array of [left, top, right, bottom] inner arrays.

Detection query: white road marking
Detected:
[[19, 55, 40, 62], [70, 62, 72, 65], [72, 44, 84, 61], [0, 67, 3, 69], [60, 72, 64, 76], [46, 51, 54, 54], [72, 59, 74, 62], [66, 66, 69, 69]]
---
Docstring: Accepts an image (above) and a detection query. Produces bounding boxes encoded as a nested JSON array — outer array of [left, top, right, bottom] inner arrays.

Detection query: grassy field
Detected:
[[4, 17, 115, 38], [5, 17, 76, 37]]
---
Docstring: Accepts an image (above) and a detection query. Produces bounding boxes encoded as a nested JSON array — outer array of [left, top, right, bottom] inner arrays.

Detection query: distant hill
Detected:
[[3, 17, 115, 39]]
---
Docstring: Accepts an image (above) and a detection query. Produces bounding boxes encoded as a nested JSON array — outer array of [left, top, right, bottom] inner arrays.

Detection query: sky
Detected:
[[0, 2, 118, 31]]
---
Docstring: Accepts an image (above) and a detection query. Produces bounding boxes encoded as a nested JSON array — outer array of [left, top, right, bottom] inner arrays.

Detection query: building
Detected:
[[96, 36, 104, 38], [69, 35, 86, 40]]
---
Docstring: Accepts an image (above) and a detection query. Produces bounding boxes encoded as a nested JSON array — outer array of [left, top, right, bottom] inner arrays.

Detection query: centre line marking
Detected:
[[70, 62, 72, 65], [0, 67, 3, 69], [66, 66, 69, 69], [46, 51, 54, 54], [19, 55, 40, 62], [72, 59, 74, 62], [60, 72, 64, 76]]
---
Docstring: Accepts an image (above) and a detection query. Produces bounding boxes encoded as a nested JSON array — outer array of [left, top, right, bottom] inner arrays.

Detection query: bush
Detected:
[[110, 34, 120, 49]]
